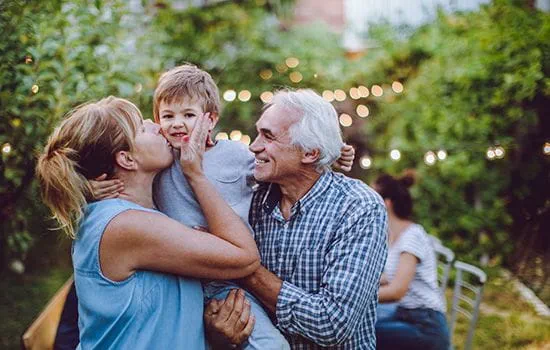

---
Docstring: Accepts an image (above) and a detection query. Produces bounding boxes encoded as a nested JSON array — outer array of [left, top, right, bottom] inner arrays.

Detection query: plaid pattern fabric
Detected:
[[250, 172, 388, 349]]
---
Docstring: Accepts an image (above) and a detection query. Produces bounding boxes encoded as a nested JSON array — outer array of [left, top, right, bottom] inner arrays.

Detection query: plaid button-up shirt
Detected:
[[250, 171, 388, 349]]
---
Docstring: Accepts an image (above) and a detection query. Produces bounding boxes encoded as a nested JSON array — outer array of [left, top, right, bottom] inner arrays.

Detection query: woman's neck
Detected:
[[387, 214, 413, 245], [116, 172, 156, 209]]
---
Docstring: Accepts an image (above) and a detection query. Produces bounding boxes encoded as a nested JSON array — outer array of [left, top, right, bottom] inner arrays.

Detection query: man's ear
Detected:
[[301, 148, 320, 165], [115, 151, 137, 171]]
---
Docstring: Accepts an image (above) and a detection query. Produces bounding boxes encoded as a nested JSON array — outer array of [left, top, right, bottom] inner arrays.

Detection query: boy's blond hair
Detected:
[[153, 64, 221, 123]]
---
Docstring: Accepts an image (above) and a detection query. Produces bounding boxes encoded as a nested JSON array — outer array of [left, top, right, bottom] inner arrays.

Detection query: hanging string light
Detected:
[[230, 130, 242, 141], [289, 71, 303, 83], [339, 113, 353, 127], [390, 149, 401, 161], [238, 90, 251, 102], [356, 105, 369, 118], [285, 57, 300, 68], [215, 132, 229, 140], [486, 147, 496, 160], [391, 81, 404, 93], [544, 142, 550, 155], [259, 69, 273, 80], [260, 91, 274, 103], [223, 90, 236, 102], [322, 90, 335, 102], [349, 87, 361, 100], [31, 84, 39, 94], [494, 146, 505, 159], [334, 89, 346, 102], [358, 85, 369, 98], [424, 151, 436, 165], [371, 85, 383, 97], [360, 156, 372, 169], [437, 150, 447, 160], [2, 143, 12, 155], [240, 135, 251, 146]]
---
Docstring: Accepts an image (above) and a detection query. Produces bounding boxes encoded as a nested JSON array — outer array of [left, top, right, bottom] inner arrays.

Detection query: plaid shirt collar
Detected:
[[261, 171, 333, 219]]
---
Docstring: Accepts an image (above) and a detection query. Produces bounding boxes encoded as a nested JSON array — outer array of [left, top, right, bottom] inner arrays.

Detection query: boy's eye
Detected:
[[161, 114, 173, 119], [184, 113, 196, 118]]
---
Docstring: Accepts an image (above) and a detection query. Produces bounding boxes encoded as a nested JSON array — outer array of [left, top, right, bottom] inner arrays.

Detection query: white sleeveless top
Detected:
[[384, 223, 445, 313]]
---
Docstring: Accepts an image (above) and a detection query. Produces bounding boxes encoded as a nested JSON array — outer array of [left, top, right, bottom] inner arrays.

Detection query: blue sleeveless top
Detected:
[[72, 199, 205, 349]]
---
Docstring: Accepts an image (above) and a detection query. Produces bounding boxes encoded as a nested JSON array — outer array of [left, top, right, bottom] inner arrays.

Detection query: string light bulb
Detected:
[[2, 143, 11, 154], [349, 87, 360, 100], [359, 156, 372, 169], [424, 151, 436, 165], [356, 105, 369, 118], [544, 142, 550, 155], [285, 57, 300, 68], [334, 89, 346, 102], [230, 130, 242, 141], [289, 71, 303, 83], [260, 91, 274, 103], [322, 90, 335, 102], [390, 149, 401, 161], [486, 147, 496, 160], [391, 81, 404, 93], [259, 69, 273, 80], [240, 135, 251, 146], [371, 85, 383, 97], [437, 150, 447, 160], [339, 113, 352, 127], [223, 90, 236, 102], [494, 146, 505, 159], [238, 90, 251, 102], [358, 86, 369, 98], [215, 132, 229, 140], [31, 84, 39, 94]]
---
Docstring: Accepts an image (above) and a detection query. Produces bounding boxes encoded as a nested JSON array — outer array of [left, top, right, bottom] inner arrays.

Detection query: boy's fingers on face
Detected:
[[94, 173, 108, 181]]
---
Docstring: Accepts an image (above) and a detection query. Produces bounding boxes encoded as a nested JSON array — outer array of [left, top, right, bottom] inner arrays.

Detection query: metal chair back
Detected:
[[429, 235, 455, 298], [449, 261, 487, 350]]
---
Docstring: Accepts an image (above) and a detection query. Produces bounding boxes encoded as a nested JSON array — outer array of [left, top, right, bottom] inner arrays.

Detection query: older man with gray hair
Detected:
[[205, 89, 388, 349]]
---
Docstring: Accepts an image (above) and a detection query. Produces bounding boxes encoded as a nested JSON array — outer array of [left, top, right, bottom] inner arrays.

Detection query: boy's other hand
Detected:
[[334, 144, 355, 172], [89, 173, 124, 201]]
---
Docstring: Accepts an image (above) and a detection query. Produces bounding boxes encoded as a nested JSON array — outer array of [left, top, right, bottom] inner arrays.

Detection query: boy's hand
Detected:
[[180, 112, 210, 178], [333, 144, 355, 172], [89, 174, 124, 200]]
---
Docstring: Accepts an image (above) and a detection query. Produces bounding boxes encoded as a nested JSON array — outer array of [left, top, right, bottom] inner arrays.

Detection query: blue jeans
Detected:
[[376, 305, 450, 350], [205, 285, 290, 350]]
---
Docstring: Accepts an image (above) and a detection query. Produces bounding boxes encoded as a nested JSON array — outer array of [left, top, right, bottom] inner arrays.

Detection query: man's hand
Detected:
[[88, 174, 124, 200], [204, 289, 255, 348], [333, 144, 355, 172]]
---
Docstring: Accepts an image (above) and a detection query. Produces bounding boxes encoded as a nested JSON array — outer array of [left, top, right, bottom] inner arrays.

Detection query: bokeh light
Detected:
[[223, 90, 236, 102], [356, 105, 369, 118], [339, 113, 352, 127], [390, 149, 401, 161]]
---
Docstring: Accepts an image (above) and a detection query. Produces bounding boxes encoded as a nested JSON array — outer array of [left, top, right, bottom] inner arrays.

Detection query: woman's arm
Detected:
[[378, 252, 418, 302], [100, 210, 260, 281]]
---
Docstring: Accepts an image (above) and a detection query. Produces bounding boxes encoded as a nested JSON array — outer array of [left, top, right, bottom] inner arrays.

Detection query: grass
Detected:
[[1, 265, 549, 349]]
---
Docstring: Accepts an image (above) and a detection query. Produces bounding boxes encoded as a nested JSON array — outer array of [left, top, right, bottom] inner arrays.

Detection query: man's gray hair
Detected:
[[272, 89, 344, 173]]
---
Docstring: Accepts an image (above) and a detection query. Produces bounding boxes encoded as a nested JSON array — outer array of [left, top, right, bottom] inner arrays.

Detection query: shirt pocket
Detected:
[[213, 169, 244, 206], [291, 248, 323, 292]]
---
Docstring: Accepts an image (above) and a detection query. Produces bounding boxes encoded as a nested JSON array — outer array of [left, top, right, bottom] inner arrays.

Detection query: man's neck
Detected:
[[116, 172, 156, 209], [278, 170, 322, 220]]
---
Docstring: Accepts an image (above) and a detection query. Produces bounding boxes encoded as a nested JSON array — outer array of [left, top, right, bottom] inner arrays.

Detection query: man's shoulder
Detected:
[[327, 172, 384, 208]]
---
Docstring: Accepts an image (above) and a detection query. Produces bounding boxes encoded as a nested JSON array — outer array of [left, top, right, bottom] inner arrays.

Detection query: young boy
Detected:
[[93, 64, 354, 349]]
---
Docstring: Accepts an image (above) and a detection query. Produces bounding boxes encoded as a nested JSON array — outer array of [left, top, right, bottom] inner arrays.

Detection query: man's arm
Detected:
[[245, 201, 388, 346]]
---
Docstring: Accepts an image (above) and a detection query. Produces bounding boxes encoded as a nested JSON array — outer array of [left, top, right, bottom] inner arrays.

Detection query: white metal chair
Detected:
[[429, 235, 455, 298], [448, 261, 487, 350]]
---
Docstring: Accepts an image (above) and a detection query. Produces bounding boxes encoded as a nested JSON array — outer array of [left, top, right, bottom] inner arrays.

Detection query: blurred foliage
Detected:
[[344, 0, 550, 271], [0, 0, 548, 289]]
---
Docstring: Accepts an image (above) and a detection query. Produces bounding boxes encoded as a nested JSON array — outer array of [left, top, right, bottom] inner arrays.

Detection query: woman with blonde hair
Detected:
[[36, 96, 259, 349]]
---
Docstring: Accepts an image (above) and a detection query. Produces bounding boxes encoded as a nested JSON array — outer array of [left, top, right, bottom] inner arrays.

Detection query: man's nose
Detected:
[[249, 136, 262, 153]]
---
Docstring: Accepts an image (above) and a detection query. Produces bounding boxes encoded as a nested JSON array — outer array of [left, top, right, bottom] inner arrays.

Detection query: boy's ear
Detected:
[[115, 151, 137, 171], [208, 112, 219, 131], [301, 148, 320, 165]]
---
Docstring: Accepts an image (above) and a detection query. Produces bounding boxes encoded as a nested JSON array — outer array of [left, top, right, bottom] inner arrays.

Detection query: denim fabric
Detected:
[[376, 306, 450, 350]]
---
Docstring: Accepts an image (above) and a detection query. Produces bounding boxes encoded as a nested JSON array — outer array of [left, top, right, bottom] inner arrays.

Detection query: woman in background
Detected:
[[373, 172, 449, 350]]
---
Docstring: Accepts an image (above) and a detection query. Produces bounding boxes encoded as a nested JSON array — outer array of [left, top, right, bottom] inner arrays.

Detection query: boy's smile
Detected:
[[158, 96, 217, 149]]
